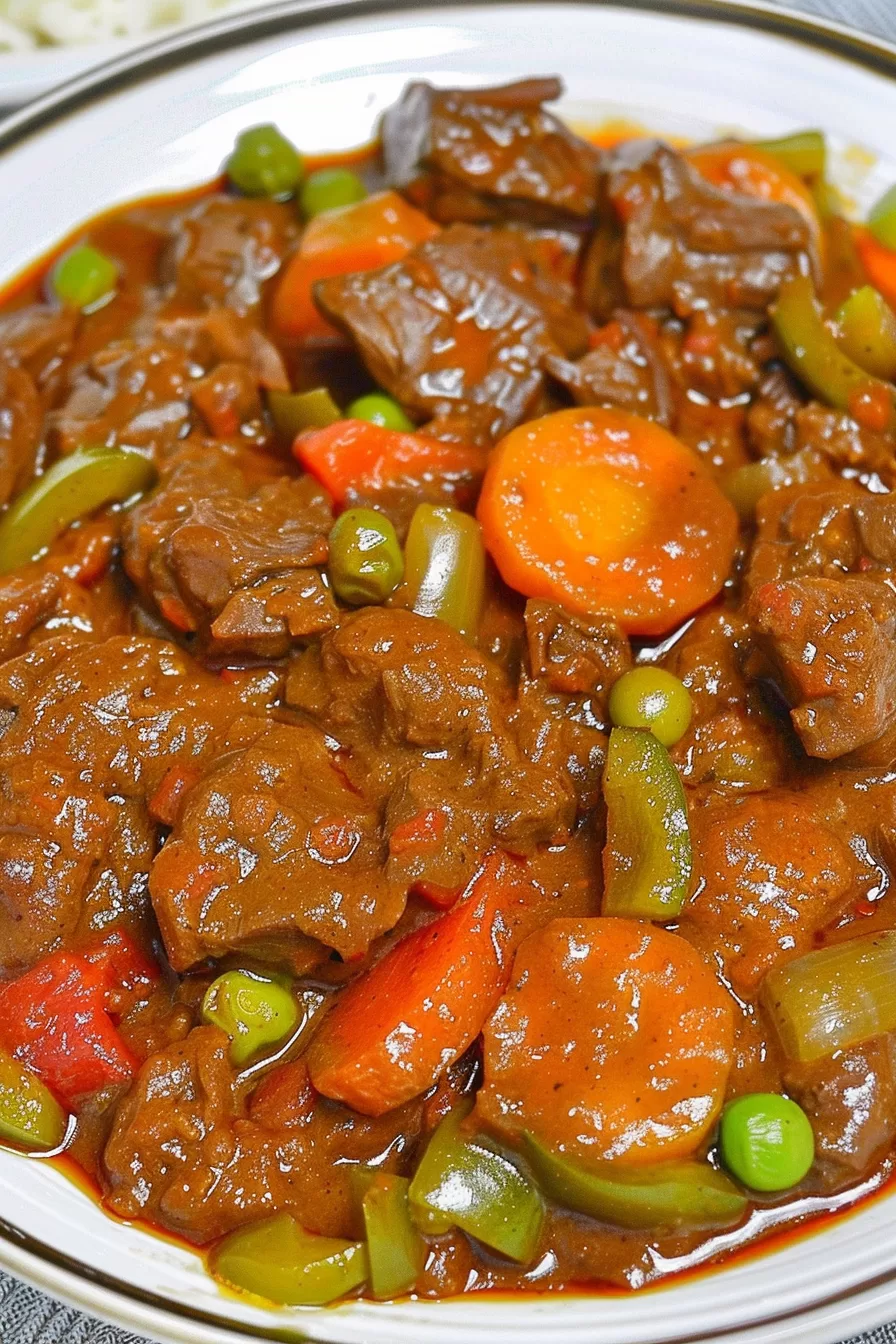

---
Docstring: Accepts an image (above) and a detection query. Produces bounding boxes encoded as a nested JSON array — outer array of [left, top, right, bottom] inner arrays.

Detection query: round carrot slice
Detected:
[[477, 407, 738, 636], [478, 918, 734, 1166], [687, 142, 822, 255]]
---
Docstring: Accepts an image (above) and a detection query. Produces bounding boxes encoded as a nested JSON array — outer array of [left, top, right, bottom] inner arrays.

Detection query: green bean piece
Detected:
[[524, 1134, 747, 1231], [836, 285, 896, 381], [869, 183, 896, 250], [402, 503, 485, 640], [211, 1213, 368, 1305], [201, 970, 299, 1065], [300, 167, 367, 218], [608, 667, 692, 747], [361, 1173, 426, 1299], [0, 446, 156, 575], [602, 726, 692, 920], [268, 387, 342, 438], [328, 507, 404, 606], [409, 1103, 544, 1263], [51, 244, 119, 311], [345, 392, 414, 432], [753, 130, 826, 179], [719, 1093, 815, 1192], [226, 125, 304, 199], [771, 274, 893, 422], [0, 1049, 67, 1153]]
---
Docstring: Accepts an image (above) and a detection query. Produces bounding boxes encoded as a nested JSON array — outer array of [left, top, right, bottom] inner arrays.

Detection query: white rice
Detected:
[[0, 0, 265, 48]]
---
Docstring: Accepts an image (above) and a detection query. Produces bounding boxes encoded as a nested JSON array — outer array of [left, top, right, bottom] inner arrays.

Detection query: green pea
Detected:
[[345, 393, 414, 432], [201, 970, 299, 1065], [869, 183, 896, 251], [226, 125, 304, 199], [719, 1093, 815, 1192], [328, 507, 404, 606], [51, 244, 119, 311], [608, 666, 693, 747], [300, 167, 367, 218]]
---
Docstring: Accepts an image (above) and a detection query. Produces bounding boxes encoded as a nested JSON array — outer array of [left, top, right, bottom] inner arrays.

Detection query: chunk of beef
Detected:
[[0, 364, 41, 506], [208, 571, 337, 660], [383, 78, 600, 227], [155, 307, 289, 392], [150, 721, 405, 970], [0, 635, 244, 797], [547, 312, 676, 425], [749, 390, 896, 487], [0, 304, 78, 393], [103, 1026, 423, 1243], [314, 224, 589, 444], [0, 571, 61, 663], [591, 141, 811, 316], [747, 484, 896, 592], [786, 1037, 896, 1191], [168, 197, 295, 315], [749, 575, 896, 759], [287, 608, 578, 890], [524, 599, 631, 698], [680, 792, 857, 994], [123, 438, 332, 651]]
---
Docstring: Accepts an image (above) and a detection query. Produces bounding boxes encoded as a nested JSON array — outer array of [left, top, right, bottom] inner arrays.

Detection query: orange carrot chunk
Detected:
[[855, 227, 896, 310], [478, 918, 734, 1166], [295, 419, 485, 509], [272, 191, 439, 341], [306, 854, 516, 1116], [477, 407, 738, 637]]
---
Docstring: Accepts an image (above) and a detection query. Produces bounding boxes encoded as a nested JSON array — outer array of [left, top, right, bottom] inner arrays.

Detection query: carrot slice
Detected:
[[306, 853, 517, 1116], [855, 226, 896, 310], [477, 407, 738, 636], [272, 191, 439, 341], [295, 419, 485, 508], [687, 142, 822, 254], [478, 918, 734, 1166]]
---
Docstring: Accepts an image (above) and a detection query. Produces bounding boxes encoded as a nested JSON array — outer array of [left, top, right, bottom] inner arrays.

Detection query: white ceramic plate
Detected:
[[4, 3, 896, 1342]]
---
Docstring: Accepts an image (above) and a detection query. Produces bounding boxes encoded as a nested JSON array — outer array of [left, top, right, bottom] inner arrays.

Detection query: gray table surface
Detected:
[[2, 0, 896, 1339]]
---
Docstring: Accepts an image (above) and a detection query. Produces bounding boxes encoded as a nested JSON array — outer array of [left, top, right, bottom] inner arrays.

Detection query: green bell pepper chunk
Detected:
[[0, 1049, 68, 1153], [602, 726, 692, 920], [753, 130, 826, 179], [402, 503, 485, 641], [211, 1213, 368, 1305], [268, 387, 342, 438], [0, 446, 156, 575], [409, 1104, 544, 1263], [201, 970, 299, 1065], [836, 285, 896, 381], [869, 183, 896, 250], [524, 1134, 747, 1230], [359, 1172, 426, 1299], [771, 274, 894, 422]]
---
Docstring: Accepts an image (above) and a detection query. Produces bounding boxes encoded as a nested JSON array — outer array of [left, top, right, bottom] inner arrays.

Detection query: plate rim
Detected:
[[3, 1, 896, 1340]]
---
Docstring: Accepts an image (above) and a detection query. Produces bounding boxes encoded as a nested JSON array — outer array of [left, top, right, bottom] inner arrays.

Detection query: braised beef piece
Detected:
[[150, 719, 405, 971], [524, 599, 631, 698], [167, 197, 295, 315], [0, 304, 78, 396], [547, 311, 676, 424], [0, 364, 41, 506], [103, 1027, 423, 1242], [123, 438, 334, 654], [314, 224, 589, 444], [382, 78, 600, 227], [583, 141, 811, 317]]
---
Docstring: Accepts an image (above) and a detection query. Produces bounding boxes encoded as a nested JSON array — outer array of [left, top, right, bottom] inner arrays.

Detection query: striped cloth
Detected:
[[2, 0, 896, 1339]]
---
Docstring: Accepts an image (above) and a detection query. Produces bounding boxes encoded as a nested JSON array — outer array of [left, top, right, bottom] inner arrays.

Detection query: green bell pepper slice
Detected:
[[836, 285, 896, 381], [771, 274, 894, 425], [409, 1104, 544, 1263], [869, 183, 896, 250], [268, 387, 342, 439], [753, 130, 826, 179], [602, 726, 692, 920], [0, 446, 156, 575], [524, 1134, 747, 1231], [0, 1049, 68, 1153], [402, 503, 485, 641], [201, 970, 299, 1065], [211, 1213, 368, 1305], [359, 1172, 426, 1299]]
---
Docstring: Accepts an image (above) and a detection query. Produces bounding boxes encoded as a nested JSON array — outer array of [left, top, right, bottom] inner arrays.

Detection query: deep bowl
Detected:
[[3, 3, 896, 1341]]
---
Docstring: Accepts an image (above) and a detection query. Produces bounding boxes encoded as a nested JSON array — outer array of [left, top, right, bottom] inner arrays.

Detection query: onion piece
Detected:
[[762, 931, 896, 1063]]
